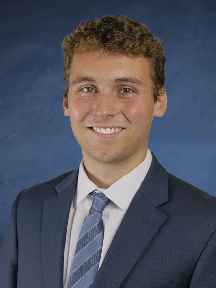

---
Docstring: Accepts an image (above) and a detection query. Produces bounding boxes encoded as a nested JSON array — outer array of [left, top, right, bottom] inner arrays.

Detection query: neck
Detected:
[[82, 150, 147, 189]]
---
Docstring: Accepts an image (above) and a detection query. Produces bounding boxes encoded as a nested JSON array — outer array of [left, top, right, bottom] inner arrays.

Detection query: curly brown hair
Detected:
[[62, 15, 166, 102]]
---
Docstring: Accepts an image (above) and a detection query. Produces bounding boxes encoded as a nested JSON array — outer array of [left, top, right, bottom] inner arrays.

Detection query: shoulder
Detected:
[[166, 172, 216, 221], [16, 170, 76, 208], [168, 172, 216, 204]]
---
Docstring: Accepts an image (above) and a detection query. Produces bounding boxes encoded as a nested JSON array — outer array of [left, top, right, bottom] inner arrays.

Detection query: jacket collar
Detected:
[[140, 152, 169, 206], [55, 152, 168, 206]]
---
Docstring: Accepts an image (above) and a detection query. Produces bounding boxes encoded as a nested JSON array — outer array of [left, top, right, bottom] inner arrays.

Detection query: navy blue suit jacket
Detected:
[[1, 153, 216, 288]]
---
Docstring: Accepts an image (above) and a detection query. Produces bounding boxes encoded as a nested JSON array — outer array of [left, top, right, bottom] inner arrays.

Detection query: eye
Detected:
[[80, 86, 97, 93], [120, 87, 135, 94]]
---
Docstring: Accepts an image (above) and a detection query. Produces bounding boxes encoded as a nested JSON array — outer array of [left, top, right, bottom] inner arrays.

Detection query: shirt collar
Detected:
[[76, 149, 152, 212]]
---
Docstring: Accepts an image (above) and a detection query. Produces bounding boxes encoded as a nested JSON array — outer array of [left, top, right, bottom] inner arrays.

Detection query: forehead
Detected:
[[69, 50, 152, 83]]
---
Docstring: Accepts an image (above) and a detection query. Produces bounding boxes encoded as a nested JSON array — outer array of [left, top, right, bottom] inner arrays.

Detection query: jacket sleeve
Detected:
[[189, 228, 216, 287], [0, 193, 21, 288]]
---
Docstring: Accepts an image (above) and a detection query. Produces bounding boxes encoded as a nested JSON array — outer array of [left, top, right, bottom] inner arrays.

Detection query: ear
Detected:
[[63, 97, 70, 116], [153, 87, 167, 117]]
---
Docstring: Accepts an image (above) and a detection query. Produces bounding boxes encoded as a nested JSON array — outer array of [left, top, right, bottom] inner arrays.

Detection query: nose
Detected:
[[92, 92, 118, 118]]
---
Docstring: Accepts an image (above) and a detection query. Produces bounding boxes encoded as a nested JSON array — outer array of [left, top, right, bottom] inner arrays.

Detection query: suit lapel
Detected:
[[93, 153, 169, 288], [41, 169, 79, 288]]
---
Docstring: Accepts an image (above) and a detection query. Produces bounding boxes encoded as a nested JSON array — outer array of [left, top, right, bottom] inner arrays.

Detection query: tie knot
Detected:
[[89, 191, 111, 213]]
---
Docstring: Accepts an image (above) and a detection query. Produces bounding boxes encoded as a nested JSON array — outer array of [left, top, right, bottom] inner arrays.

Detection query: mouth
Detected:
[[91, 127, 124, 135]]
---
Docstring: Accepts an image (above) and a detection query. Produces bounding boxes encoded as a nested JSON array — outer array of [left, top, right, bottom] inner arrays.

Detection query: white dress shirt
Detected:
[[63, 149, 152, 288]]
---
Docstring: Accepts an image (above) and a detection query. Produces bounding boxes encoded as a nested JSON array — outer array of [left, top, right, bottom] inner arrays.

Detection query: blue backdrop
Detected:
[[1, 0, 216, 245]]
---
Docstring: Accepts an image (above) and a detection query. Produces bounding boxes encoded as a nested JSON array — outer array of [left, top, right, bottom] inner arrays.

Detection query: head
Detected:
[[62, 16, 167, 178], [62, 15, 166, 103]]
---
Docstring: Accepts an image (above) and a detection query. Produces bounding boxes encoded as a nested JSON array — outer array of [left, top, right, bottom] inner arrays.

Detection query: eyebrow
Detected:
[[70, 76, 144, 86], [114, 77, 144, 86], [71, 77, 96, 86]]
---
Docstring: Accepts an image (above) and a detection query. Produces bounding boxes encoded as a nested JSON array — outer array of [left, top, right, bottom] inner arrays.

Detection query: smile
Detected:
[[92, 127, 123, 134]]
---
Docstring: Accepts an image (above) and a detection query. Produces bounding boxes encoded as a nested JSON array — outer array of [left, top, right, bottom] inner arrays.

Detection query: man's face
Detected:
[[63, 50, 166, 165]]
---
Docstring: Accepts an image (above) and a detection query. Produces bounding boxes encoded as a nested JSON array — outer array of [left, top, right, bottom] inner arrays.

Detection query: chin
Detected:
[[83, 147, 134, 165]]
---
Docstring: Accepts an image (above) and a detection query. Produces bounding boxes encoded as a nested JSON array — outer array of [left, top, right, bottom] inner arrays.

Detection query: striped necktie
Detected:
[[68, 191, 111, 288]]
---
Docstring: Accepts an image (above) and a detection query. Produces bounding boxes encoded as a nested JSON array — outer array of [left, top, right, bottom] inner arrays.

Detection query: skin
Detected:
[[63, 50, 167, 188]]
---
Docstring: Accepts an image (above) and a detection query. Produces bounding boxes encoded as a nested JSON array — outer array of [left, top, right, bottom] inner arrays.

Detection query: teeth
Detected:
[[93, 127, 122, 134], [105, 128, 110, 134]]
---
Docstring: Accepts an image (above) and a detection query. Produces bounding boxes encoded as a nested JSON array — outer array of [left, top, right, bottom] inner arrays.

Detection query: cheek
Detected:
[[69, 98, 91, 121], [121, 98, 151, 123]]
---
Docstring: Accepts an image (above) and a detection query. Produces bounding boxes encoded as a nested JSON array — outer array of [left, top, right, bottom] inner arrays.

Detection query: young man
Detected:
[[1, 15, 216, 288]]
